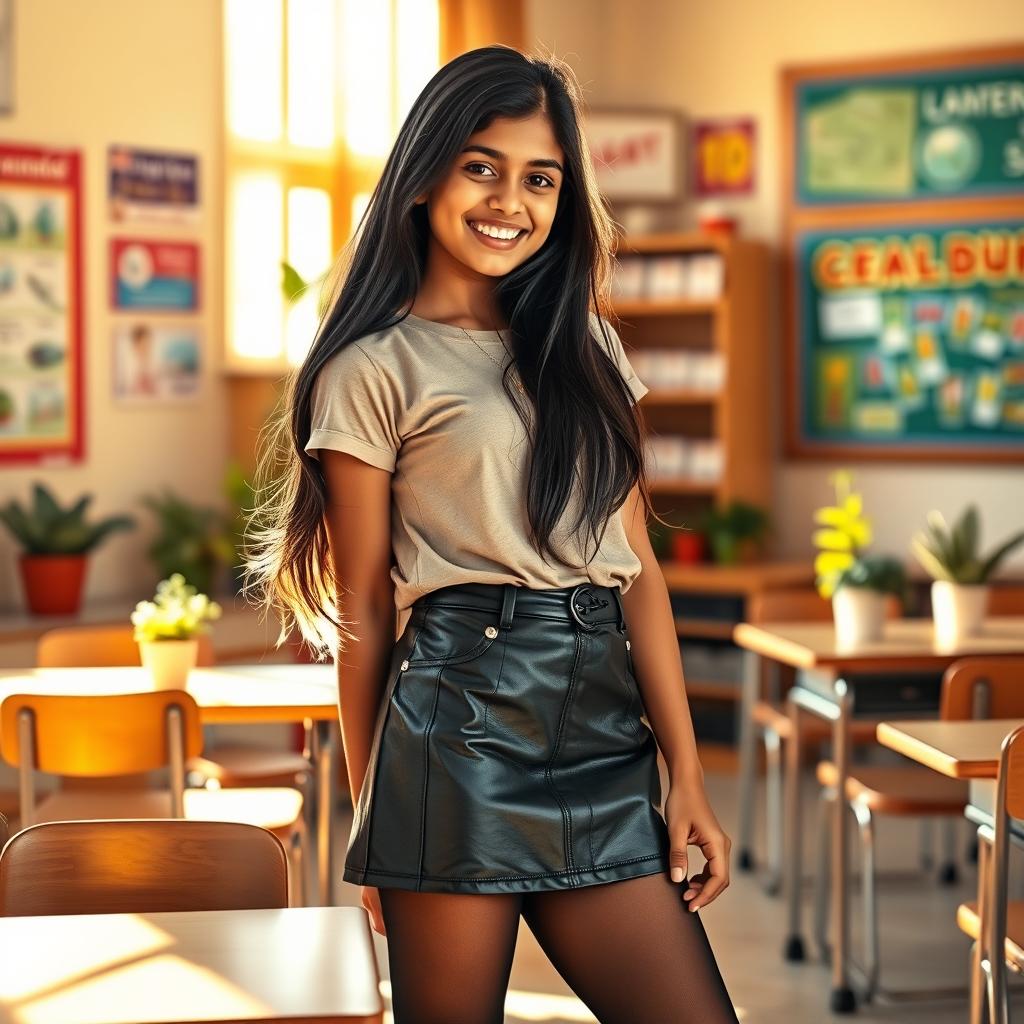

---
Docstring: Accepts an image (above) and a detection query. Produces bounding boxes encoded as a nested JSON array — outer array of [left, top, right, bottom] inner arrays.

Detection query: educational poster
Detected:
[[110, 237, 200, 311], [108, 146, 200, 225], [795, 56, 1024, 204], [112, 320, 201, 403], [693, 118, 756, 196], [797, 219, 1024, 453], [0, 142, 84, 465]]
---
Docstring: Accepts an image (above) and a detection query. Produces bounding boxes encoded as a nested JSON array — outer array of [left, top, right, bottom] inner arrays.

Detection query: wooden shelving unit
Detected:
[[611, 231, 773, 514]]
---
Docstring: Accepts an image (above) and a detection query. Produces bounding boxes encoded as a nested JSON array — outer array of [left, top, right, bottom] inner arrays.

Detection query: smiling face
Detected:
[[415, 112, 566, 279]]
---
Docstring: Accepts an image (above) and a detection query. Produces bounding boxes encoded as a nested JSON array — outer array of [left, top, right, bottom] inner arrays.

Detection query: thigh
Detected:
[[378, 887, 523, 1024], [522, 872, 739, 1024]]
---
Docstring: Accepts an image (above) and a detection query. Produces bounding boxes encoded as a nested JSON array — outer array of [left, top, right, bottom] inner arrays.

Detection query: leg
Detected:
[[736, 649, 761, 871], [311, 719, 337, 905], [784, 686, 806, 961], [378, 888, 522, 1024], [521, 872, 739, 1024], [763, 725, 784, 895], [829, 678, 856, 1013]]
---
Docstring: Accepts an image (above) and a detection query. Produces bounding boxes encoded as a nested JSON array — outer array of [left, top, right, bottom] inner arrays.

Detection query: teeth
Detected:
[[470, 220, 522, 240]]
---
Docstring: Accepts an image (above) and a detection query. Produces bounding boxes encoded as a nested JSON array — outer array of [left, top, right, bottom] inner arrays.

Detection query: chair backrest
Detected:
[[988, 585, 1024, 618], [0, 819, 289, 916], [38, 624, 215, 668], [940, 656, 1024, 721], [748, 586, 902, 624]]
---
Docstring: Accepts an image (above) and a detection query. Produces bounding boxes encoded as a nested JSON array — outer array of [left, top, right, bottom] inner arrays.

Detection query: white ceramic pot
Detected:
[[832, 586, 887, 649], [931, 580, 989, 647], [139, 638, 198, 690]]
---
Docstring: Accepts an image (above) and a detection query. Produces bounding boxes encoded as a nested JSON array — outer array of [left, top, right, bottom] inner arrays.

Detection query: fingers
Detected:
[[669, 827, 689, 884], [688, 832, 732, 912], [362, 886, 387, 936]]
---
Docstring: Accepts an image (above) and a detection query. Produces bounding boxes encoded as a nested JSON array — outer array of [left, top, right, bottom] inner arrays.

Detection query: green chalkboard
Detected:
[[796, 60, 1024, 204], [796, 219, 1024, 455]]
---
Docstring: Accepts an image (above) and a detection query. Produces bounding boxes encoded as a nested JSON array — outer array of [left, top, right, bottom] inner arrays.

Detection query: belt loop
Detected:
[[610, 585, 626, 631], [500, 583, 517, 630]]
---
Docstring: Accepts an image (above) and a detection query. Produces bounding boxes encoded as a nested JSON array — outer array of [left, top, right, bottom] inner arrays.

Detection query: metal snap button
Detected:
[[626, 640, 631, 651], [484, 625, 498, 639], [400, 659, 409, 671]]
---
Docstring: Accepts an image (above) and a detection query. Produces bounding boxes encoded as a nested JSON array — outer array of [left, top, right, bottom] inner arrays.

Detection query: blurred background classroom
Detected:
[[0, 2, 1023, 1023]]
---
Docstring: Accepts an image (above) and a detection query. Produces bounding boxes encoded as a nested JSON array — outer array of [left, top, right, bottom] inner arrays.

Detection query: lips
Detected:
[[465, 218, 529, 250]]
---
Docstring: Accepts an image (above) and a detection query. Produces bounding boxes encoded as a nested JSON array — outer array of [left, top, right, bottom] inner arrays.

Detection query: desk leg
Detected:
[[784, 688, 805, 962], [970, 829, 989, 1024], [829, 678, 856, 1014], [311, 719, 338, 906], [736, 649, 761, 871]]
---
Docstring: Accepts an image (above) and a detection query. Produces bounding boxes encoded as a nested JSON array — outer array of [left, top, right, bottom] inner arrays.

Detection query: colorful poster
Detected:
[[797, 218, 1024, 452], [108, 146, 200, 225], [0, 142, 84, 465], [112, 321, 201, 402], [693, 118, 756, 196], [796, 58, 1024, 204], [110, 238, 200, 311]]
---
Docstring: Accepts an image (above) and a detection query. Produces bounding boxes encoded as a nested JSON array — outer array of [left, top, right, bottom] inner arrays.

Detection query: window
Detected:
[[223, 0, 440, 371]]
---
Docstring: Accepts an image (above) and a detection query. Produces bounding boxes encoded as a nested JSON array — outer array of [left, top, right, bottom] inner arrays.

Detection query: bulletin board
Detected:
[[781, 43, 1024, 461]]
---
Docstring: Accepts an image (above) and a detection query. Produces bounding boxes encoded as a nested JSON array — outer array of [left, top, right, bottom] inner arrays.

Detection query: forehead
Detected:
[[464, 114, 564, 164]]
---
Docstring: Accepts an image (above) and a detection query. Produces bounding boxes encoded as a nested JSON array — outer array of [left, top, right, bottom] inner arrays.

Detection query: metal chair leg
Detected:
[[762, 726, 784, 896], [814, 785, 834, 961], [853, 799, 879, 1003], [939, 817, 959, 884], [920, 818, 934, 872]]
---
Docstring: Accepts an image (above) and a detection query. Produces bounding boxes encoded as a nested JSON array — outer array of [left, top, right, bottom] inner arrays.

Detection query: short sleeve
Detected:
[[591, 313, 649, 403], [303, 342, 401, 472]]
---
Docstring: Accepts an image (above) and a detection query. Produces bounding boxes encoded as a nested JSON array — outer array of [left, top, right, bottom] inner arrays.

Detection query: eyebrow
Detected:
[[460, 145, 564, 174]]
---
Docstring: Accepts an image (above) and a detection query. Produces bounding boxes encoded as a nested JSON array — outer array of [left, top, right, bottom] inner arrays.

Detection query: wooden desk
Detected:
[[731, 617, 1024, 1014], [0, 665, 341, 907], [0, 906, 382, 1024], [877, 719, 1024, 780]]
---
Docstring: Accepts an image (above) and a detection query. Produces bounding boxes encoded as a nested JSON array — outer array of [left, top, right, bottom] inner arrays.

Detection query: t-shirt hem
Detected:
[[304, 428, 396, 472]]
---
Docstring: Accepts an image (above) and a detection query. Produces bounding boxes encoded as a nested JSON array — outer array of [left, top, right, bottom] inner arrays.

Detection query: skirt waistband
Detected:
[[412, 581, 625, 632]]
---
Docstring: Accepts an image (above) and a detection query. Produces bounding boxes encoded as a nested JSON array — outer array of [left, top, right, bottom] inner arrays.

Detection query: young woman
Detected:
[[248, 43, 738, 1024]]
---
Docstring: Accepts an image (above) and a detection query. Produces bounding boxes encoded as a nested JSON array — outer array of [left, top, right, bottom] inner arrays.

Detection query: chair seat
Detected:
[[816, 760, 968, 814], [957, 900, 1024, 969], [187, 745, 312, 787], [753, 700, 882, 742], [33, 786, 303, 835]]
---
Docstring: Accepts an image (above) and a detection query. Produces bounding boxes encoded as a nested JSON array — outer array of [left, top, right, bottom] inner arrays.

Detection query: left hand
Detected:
[[664, 779, 731, 912]]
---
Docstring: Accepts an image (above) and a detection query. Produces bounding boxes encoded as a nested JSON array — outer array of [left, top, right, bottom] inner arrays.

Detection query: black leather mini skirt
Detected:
[[342, 580, 671, 894]]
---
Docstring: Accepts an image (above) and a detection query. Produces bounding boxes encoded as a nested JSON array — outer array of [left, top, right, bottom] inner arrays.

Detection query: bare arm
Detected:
[[320, 448, 396, 807]]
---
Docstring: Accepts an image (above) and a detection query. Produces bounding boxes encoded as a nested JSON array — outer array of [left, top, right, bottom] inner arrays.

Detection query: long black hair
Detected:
[[244, 43, 657, 659]]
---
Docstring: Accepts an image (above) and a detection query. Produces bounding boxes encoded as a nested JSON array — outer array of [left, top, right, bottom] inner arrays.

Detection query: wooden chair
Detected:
[[955, 719, 1024, 1024], [0, 690, 307, 906], [0, 812, 8, 850], [988, 584, 1024, 618], [741, 587, 900, 894], [37, 624, 313, 789], [0, 819, 288, 916], [815, 655, 1024, 1004]]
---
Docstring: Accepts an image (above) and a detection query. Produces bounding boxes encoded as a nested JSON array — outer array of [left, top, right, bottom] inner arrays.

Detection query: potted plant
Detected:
[[141, 488, 236, 596], [699, 500, 770, 565], [0, 482, 135, 615], [131, 573, 222, 690], [911, 505, 1024, 645], [814, 471, 906, 648]]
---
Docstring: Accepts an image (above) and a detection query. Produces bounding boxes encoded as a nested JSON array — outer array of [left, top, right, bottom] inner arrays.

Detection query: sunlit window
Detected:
[[223, 0, 440, 370]]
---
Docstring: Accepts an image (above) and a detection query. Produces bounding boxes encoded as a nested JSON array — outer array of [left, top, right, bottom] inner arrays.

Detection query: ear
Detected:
[[414, 194, 427, 205]]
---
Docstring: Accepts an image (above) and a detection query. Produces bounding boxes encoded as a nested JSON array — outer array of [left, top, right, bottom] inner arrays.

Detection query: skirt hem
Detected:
[[342, 851, 671, 894]]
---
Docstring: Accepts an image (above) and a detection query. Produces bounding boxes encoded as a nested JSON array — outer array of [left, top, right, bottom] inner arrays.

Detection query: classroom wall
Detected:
[[529, 0, 1024, 569], [0, 0, 225, 610]]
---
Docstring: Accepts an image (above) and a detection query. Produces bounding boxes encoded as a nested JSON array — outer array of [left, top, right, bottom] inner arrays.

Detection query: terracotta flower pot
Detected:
[[18, 553, 89, 616]]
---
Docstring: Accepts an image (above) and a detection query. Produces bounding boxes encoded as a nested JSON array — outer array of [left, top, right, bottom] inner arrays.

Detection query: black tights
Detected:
[[378, 871, 739, 1024]]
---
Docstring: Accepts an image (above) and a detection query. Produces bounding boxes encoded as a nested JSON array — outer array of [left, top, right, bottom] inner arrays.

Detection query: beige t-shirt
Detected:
[[305, 310, 650, 636]]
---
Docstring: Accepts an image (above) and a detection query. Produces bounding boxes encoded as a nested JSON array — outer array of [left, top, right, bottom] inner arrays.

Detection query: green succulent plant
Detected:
[[699, 500, 770, 565], [911, 505, 1024, 585], [836, 553, 908, 603], [0, 482, 135, 554]]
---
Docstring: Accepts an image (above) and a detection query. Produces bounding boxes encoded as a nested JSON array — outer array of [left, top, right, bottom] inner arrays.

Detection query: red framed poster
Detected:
[[0, 142, 85, 465]]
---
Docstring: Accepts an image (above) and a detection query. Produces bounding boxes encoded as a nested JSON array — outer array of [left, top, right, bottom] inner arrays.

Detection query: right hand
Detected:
[[361, 885, 386, 936]]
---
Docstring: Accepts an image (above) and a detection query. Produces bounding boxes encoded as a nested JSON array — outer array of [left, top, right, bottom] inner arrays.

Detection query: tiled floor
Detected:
[[332, 765, 1024, 1022]]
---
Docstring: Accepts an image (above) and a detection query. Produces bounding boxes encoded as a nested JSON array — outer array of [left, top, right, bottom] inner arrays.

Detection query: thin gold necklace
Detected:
[[461, 326, 525, 394]]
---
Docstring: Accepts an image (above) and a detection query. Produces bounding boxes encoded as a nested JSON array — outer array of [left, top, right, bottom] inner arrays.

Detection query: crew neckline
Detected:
[[402, 311, 510, 344]]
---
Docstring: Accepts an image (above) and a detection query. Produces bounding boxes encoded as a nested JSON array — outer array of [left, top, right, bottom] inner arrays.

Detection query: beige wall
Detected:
[[0, 0, 224, 609], [529, 0, 1024, 570]]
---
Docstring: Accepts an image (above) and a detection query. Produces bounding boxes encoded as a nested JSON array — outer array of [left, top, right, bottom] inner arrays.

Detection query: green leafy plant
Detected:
[[911, 505, 1024, 584], [699, 500, 770, 565], [141, 489, 235, 595], [0, 482, 134, 554], [131, 573, 222, 643], [836, 553, 907, 600]]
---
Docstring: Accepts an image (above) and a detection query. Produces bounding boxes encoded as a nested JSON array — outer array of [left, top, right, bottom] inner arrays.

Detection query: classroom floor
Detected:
[[333, 765, 1024, 1023]]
